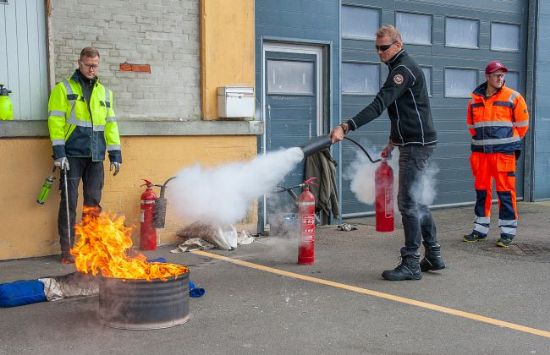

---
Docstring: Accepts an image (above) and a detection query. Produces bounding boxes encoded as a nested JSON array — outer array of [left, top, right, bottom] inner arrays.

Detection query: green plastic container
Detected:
[[0, 84, 13, 121]]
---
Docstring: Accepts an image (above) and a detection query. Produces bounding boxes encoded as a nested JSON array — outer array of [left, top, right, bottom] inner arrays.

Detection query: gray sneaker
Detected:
[[496, 236, 513, 248], [463, 231, 487, 243]]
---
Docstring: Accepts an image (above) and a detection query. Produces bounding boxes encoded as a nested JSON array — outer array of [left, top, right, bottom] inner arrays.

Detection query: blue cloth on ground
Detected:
[[148, 257, 167, 263], [188, 281, 205, 298], [0, 280, 47, 307], [146, 257, 204, 297]]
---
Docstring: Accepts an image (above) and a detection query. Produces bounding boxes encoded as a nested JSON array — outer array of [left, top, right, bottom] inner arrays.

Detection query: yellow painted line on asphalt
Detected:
[[192, 250, 550, 339]]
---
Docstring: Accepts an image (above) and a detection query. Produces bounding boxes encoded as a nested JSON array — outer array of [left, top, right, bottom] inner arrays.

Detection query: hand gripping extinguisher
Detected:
[[0, 84, 13, 121], [375, 158, 394, 232], [140, 179, 158, 250], [297, 177, 317, 265]]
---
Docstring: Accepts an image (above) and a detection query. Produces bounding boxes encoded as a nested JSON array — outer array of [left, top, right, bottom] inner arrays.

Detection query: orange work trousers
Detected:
[[470, 152, 517, 238]]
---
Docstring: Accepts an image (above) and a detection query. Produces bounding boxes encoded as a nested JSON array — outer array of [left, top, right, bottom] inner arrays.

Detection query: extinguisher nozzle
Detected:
[[300, 136, 333, 158]]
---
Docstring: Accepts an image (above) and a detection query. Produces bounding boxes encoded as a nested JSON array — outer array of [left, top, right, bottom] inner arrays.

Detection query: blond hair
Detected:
[[376, 25, 403, 44], [80, 47, 100, 59]]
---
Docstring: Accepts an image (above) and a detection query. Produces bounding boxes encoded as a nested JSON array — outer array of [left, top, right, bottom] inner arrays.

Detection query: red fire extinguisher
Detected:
[[375, 159, 394, 232], [140, 179, 158, 250], [298, 177, 316, 265]]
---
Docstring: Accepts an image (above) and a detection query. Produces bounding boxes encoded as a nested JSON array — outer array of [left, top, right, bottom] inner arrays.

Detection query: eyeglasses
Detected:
[[80, 62, 99, 69], [375, 43, 395, 52]]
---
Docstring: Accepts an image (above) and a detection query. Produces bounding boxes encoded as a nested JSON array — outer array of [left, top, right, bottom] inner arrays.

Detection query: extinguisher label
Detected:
[[302, 215, 315, 225], [140, 211, 145, 223], [301, 214, 315, 241]]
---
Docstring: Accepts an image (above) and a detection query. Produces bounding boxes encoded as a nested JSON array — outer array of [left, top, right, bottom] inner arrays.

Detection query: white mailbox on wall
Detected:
[[217, 86, 255, 119]]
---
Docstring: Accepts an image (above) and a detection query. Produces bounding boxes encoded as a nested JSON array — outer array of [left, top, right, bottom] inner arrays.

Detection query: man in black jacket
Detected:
[[329, 25, 445, 281]]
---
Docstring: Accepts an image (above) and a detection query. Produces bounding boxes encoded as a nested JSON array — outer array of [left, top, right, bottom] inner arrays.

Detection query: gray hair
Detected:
[[376, 25, 403, 44]]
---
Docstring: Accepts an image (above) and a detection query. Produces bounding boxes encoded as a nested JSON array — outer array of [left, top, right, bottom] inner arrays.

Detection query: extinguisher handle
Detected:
[[141, 179, 153, 188], [303, 177, 318, 186]]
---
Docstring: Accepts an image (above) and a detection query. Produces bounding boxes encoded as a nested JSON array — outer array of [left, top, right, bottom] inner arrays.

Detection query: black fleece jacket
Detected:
[[346, 50, 437, 146]]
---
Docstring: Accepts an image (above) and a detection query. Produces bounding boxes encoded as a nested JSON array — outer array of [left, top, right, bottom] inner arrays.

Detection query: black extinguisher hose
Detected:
[[342, 136, 381, 164]]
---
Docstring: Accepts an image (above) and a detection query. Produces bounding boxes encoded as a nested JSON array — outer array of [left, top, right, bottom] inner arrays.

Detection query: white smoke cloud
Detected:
[[167, 148, 304, 226], [344, 149, 399, 208], [410, 162, 439, 206]]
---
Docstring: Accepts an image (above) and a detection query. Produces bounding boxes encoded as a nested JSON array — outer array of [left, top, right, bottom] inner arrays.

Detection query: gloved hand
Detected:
[[110, 162, 121, 176], [54, 157, 70, 170], [381, 142, 394, 159]]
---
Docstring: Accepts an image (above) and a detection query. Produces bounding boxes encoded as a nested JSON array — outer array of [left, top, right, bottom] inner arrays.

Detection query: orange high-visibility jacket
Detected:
[[467, 83, 529, 153]]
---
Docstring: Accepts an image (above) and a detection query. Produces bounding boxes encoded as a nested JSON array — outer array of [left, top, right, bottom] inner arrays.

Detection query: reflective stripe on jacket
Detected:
[[467, 83, 529, 153], [48, 71, 121, 163]]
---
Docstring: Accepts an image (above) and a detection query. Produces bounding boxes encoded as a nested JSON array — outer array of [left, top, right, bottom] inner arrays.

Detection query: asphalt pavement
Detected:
[[1, 202, 549, 354]]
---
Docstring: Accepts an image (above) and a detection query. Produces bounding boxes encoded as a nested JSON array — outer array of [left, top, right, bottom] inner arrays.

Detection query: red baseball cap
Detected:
[[485, 60, 508, 74]]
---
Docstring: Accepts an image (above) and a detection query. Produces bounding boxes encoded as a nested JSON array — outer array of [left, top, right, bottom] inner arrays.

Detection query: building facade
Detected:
[[0, 0, 259, 260]]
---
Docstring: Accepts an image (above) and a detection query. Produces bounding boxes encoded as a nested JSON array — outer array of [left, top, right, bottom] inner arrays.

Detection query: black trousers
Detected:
[[58, 157, 104, 253], [397, 145, 438, 257]]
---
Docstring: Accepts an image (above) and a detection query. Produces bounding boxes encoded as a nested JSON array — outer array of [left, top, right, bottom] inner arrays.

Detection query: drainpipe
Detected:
[[524, 0, 538, 201]]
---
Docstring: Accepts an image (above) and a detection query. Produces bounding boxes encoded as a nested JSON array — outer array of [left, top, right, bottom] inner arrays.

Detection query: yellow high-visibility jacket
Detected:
[[47, 70, 121, 163]]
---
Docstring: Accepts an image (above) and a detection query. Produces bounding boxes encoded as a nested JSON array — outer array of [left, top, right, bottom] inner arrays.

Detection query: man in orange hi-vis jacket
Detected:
[[464, 60, 529, 248]]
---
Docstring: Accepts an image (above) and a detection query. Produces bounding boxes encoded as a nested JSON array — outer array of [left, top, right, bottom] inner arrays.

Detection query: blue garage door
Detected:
[[340, 1, 528, 216]]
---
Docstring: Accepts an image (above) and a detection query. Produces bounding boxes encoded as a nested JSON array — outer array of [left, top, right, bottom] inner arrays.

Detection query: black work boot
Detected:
[[382, 254, 422, 281], [420, 242, 446, 272]]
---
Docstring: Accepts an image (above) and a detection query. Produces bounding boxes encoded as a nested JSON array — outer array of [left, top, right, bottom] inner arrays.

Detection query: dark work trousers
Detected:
[[58, 157, 104, 253], [397, 145, 438, 257]]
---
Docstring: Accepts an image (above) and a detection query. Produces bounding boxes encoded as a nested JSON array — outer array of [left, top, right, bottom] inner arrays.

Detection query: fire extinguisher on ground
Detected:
[[298, 177, 317, 265], [375, 158, 394, 232], [140, 179, 158, 250]]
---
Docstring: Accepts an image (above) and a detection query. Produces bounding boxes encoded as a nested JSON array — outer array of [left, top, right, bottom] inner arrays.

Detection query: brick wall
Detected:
[[50, 0, 200, 121]]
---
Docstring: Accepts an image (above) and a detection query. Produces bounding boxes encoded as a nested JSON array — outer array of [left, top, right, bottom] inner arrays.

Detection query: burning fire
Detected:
[[72, 207, 187, 281]]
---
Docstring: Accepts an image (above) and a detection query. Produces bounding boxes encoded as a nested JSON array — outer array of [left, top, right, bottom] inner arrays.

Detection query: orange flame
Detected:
[[72, 207, 187, 281]]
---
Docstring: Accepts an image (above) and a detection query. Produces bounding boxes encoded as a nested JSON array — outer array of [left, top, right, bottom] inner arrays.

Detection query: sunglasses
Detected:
[[375, 43, 395, 52]]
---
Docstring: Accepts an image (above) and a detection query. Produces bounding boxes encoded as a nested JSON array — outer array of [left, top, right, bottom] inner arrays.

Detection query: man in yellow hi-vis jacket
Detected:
[[47, 47, 122, 264]]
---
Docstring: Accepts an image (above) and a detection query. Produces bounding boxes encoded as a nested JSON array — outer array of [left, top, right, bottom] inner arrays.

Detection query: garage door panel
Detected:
[[341, 0, 527, 215]]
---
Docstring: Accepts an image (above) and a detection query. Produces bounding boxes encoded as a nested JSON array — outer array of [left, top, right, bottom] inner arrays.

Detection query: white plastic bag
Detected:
[[217, 225, 238, 249]]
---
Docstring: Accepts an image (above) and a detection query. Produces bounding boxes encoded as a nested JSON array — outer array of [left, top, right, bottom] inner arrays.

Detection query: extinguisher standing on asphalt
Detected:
[[298, 177, 317, 265], [140, 179, 158, 250], [375, 158, 394, 232]]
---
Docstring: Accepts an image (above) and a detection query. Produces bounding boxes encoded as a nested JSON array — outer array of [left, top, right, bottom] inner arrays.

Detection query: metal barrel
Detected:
[[99, 271, 190, 330], [300, 135, 332, 157]]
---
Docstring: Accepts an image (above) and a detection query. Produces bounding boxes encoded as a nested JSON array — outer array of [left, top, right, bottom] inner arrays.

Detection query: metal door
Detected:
[[262, 43, 324, 230]]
